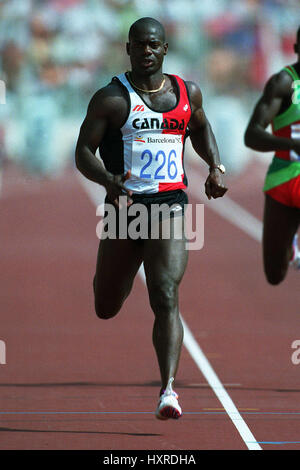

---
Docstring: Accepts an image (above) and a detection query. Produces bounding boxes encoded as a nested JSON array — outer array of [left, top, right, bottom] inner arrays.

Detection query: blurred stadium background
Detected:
[[0, 0, 299, 179]]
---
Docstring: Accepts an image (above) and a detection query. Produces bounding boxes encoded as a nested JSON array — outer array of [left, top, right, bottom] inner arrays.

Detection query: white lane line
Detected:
[[181, 318, 261, 449], [76, 172, 262, 450], [138, 266, 261, 451], [186, 162, 263, 242]]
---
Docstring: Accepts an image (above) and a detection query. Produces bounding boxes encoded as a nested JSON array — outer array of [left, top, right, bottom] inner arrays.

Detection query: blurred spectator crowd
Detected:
[[0, 0, 299, 176]]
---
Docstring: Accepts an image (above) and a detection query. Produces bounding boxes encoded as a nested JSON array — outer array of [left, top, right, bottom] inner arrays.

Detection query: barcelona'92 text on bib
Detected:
[[114, 73, 192, 194], [132, 133, 184, 183]]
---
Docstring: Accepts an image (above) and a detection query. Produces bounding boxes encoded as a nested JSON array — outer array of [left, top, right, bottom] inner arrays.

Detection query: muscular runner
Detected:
[[245, 27, 300, 285], [75, 17, 227, 420]]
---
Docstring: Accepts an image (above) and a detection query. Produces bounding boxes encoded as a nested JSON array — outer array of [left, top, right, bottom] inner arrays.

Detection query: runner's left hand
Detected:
[[205, 169, 228, 200]]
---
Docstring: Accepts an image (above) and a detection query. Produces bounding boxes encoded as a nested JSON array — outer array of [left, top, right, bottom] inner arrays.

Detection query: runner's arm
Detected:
[[75, 86, 133, 205], [75, 88, 115, 187], [244, 71, 300, 154], [187, 82, 222, 169], [187, 81, 227, 199]]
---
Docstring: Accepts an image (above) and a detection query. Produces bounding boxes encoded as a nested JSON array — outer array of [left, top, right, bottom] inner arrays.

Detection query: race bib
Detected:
[[131, 133, 183, 182]]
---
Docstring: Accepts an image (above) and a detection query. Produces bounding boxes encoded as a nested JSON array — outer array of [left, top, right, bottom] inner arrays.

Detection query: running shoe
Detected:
[[155, 377, 182, 420], [290, 234, 300, 270]]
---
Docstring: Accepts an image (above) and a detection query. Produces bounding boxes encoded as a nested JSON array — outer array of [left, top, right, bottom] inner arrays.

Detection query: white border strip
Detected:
[[77, 173, 262, 450]]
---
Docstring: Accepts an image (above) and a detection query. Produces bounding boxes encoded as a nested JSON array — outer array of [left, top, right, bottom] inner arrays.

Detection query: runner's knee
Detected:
[[148, 281, 178, 316], [94, 299, 121, 320], [263, 250, 290, 285], [93, 277, 129, 319], [265, 273, 285, 285], [264, 266, 286, 285]]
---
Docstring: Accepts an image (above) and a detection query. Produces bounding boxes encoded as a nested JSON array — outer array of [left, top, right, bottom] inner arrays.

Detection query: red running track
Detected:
[[0, 157, 299, 451]]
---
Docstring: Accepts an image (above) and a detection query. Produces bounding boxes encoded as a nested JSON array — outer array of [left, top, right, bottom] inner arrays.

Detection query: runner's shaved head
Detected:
[[129, 17, 166, 42]]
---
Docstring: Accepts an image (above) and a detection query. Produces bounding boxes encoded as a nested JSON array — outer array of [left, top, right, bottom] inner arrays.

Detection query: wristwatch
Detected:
[[209, 164, 226, 174]]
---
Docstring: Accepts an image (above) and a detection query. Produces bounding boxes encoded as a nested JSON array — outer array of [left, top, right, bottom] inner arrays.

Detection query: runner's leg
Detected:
[[143, 215, 188, 390], [263, 194, 300, 285], [94, 238, 143, 319]]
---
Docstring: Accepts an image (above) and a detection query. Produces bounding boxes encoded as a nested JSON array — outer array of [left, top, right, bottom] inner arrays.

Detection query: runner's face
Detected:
[[127, 28, 168, 75]]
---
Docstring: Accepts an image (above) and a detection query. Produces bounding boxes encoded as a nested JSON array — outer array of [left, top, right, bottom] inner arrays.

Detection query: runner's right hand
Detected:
[[104, 170, 133, 208]]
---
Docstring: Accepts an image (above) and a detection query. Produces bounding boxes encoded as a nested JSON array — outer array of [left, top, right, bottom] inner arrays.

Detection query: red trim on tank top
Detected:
[[158, 75, 190, 192]]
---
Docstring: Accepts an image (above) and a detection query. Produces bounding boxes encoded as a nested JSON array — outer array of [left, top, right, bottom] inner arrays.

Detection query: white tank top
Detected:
[[101, 72, 192, 194]]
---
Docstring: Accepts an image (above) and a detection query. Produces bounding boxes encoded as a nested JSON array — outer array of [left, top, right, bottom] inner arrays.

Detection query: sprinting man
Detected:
[[75, 17, 227, 419], [245, 27, 300, 285]]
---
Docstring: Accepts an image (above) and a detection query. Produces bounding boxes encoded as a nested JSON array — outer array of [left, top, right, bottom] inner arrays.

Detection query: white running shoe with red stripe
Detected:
[[155, 377, 182, 420]]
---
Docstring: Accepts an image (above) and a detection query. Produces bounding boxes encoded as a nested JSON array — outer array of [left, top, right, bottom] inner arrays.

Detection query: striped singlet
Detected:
[[99, 73, 192, 195], [264, 65, 300, 207]]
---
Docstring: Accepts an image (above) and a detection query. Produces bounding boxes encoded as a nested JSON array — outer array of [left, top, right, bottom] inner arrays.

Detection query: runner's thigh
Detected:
[[143, 215, 188, 308], [263, 194, 299, 269], [94, 238, 144, 302]]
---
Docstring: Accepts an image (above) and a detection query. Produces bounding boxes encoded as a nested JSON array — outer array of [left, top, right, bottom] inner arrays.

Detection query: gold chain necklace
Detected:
[[127, 72, 165, 93]]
